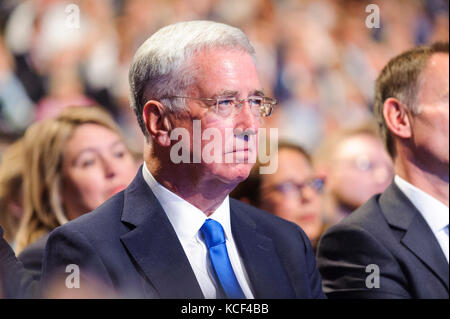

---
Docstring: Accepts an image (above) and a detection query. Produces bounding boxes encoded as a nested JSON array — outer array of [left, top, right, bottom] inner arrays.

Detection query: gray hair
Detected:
[[128, 20, 256, 140]]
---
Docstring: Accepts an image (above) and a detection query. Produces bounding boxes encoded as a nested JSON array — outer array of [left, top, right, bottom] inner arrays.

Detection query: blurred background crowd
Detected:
[[0, 0, 448, 257]]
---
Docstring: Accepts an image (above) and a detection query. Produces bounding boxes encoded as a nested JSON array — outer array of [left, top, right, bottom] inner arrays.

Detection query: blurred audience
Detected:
[[314, 123, 394, 224], [0, 0, 447, 300], [0, 34, 34, 133], [14, 106, 139, 281], [0, 138, 24, 247], [1, 0, 448, 148], [317, 41, 449, 299], [231, 142, 327, 251]]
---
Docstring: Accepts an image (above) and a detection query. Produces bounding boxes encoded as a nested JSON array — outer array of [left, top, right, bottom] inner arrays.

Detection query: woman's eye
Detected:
[[81, 158, 96, 168], [114, 151, 125, 158]]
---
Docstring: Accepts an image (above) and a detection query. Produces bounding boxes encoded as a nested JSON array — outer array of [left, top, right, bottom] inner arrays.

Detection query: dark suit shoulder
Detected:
[[230, 198, 307, 239], [19, 233, 49, 263], [18, 233, 49, 281], [229, 198, 325, 299], [230, 198, 301, 231], [229, 198, 312, 255], [316, 191, 415, 298], [51, 190, 126, 240], [335, 194, 387, 232]]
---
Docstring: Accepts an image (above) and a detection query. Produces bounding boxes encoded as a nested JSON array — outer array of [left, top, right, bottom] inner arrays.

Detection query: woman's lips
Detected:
[[299, 213, 318, 223]]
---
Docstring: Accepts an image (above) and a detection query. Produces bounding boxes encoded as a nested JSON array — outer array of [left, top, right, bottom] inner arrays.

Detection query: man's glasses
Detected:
[[168, 95, 276, 118]]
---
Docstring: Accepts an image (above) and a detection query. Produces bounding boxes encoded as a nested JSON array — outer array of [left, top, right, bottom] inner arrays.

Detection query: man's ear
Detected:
[[383, 97, 412, 139], [143, 100, 173, 147]]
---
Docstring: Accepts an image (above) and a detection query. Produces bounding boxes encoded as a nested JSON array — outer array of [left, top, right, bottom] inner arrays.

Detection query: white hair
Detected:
[[128, 20, 256, 139]]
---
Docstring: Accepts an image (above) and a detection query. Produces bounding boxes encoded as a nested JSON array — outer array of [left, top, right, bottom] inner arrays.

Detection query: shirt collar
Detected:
[[142, 163, 231, 241], [394, 175, 449, 232]]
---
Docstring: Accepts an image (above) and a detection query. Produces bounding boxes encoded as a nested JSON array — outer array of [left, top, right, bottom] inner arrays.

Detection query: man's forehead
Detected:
[[424, 53, 449, 74], [190, 47, 256, 71], [418, 53, 449, 97], [189, 49, 262, 96]]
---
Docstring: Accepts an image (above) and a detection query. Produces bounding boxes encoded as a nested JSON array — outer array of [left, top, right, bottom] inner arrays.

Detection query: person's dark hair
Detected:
[[374, 41, 449, 158]]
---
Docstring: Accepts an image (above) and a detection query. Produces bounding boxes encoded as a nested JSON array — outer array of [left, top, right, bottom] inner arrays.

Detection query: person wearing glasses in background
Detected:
[[41, 21, 325, 299], [231, 142, 327, 252], [317, 42, 449, 299], [314, 123, 394, 225]]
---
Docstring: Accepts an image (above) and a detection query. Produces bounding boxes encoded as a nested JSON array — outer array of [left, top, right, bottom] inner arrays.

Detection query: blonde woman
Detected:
[[14, 106, 138, 281]]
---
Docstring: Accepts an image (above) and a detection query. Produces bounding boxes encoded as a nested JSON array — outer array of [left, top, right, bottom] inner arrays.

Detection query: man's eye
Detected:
[[248, 97, 263, 106], [217, 98, 235, 107]]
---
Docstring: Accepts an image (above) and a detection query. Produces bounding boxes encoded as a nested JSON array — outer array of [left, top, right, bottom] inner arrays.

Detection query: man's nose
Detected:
[[234, 102, 260, 132]]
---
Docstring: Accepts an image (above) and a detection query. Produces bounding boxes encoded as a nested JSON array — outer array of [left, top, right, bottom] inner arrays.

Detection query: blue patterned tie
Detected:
[[200, 219, 246, 299]]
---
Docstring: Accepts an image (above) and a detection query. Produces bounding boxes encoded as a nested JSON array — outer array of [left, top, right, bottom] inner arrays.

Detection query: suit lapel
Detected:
[[119, 170, 204, 298], [402, 216, 449, 290], [230, 202, 296, 298], [380, 183, 449, 290]]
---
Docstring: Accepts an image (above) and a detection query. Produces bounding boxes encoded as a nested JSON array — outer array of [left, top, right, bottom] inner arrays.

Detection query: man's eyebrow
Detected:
[[213, 90, 239, 98], [251, 89, 265, 97], [213, 89, 265, 98]]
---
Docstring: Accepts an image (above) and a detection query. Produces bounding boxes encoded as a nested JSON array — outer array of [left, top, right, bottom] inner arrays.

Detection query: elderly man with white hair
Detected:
[[40, 20, 325, 299]]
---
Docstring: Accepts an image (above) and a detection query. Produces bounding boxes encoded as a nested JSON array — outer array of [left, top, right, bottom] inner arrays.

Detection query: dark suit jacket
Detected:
[[0, 227, 39, 298], [18, 233, 49, 282], [41, 169, 325, 298], [317, 183, 449, 299]]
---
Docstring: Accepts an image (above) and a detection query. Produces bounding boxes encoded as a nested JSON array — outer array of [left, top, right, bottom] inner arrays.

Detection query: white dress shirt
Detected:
[[395, 175, 449, 263], [142, 164, 254, 298]]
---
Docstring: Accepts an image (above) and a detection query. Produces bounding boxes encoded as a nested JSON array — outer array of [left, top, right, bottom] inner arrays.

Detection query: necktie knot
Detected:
[[200, 219, 226, 249]]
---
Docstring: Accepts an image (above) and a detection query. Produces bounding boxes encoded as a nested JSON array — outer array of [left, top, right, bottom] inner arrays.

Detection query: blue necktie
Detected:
[[200, 219, 246, 299]]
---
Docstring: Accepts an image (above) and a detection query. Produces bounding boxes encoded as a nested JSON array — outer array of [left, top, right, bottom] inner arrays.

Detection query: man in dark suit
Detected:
[[0, 226, 38, 298], [41, 20, 325, 299], [317, 42, 449, 299]]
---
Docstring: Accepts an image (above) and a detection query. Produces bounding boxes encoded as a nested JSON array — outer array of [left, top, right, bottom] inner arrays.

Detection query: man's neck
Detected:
[[145, 159, 235, 216], [395, 158, 449, 207]]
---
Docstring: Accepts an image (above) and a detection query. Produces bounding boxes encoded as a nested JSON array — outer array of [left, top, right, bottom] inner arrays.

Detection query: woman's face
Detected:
[[328, 134, 393, 211], [260, 149, 324, 241], [61, 123, 138, 220]]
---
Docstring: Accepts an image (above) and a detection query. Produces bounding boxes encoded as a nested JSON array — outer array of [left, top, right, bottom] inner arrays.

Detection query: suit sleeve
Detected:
[[316, 223, 411, 299], [297, 225, 327, 299], [18, 239, 47, 282], [0, 227, 39, 298], [41, 226, 115, 297]]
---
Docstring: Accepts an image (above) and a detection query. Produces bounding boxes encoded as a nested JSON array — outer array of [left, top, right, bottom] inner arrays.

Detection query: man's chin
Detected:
[[212, 165, 253, 187]]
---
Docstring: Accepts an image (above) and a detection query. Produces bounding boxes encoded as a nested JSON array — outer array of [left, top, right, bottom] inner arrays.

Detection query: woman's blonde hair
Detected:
[[15, 106, 128, 253], [0, 138, 25, 244]]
